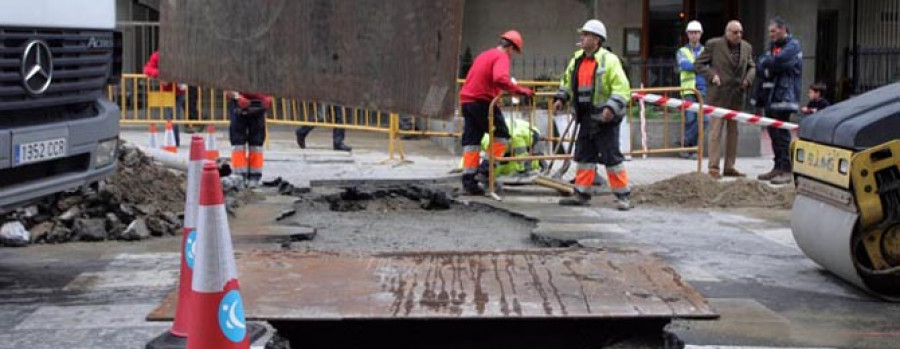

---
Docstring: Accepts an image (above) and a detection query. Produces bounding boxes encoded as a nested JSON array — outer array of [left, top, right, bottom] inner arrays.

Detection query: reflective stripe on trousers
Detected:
[[606, 163, 630, 194], [248, 145, 264, 175], [231, 145, 248, 175], [462, 145, 480, 175], [574, 162, 597, 193]]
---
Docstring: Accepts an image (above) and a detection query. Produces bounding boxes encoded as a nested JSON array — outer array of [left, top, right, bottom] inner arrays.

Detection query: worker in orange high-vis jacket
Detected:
[[458, 30, 534, 195], [553, 20, 633, 210], [228, 91, 272, 188]]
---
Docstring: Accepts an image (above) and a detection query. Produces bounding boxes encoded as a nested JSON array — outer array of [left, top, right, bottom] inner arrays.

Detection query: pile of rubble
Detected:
[[318, 185, 455, 212], [0, 143, 187, 246], [633, 172, 795, 209]]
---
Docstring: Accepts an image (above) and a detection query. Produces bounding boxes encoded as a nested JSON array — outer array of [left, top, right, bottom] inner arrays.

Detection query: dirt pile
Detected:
[[633, 172, 795, 209], [1, 143, 187, 246]]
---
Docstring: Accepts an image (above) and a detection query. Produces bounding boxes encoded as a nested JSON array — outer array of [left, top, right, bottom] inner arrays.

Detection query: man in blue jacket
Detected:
[[756, 17, 802, 185]]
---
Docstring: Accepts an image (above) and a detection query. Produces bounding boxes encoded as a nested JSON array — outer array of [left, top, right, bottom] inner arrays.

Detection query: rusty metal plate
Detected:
[[149, 249, 716, 321], [158, 0, 463, 118]]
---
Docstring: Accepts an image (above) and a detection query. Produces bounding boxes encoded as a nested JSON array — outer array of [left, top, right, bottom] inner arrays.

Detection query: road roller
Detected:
[[791, 82, 900, 300]]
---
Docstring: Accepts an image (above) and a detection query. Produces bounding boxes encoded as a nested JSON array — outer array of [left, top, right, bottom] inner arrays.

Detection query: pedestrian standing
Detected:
[[694, 20, 756, 179]]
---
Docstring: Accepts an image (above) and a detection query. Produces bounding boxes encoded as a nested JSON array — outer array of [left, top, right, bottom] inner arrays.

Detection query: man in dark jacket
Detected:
[[756, 17, 802, 185]]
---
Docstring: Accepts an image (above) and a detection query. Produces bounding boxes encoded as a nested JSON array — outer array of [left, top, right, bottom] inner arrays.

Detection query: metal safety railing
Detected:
[[109, 74, 463, 161], [484, 91, 576, 199], [108, 73, 232, 126], [108, 75, 704, 172], [626, 87, 705, 173], [483, 86, 706, 200]]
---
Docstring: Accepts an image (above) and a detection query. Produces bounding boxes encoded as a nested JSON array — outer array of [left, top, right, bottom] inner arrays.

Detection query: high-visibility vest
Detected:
[[679, 46, 703, 95], [480, 116, 540, 175], [557, 48, 630, 119]]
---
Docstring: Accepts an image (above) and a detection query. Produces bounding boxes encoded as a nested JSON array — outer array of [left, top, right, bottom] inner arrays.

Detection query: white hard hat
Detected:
[[686, 20, 703, 33], [579, 19, 607, 40]]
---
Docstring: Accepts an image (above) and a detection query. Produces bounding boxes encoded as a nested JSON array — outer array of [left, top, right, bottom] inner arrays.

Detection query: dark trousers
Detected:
[[573, 109, 624, 166], [767, 110, 793, 172], [461, 101, 510, 146], [682, 94, 708, 147], [161, 88, 200, 147], [296, 104, 346, 147], [184, 85, 200, 122], [229, 109, 266, 147]]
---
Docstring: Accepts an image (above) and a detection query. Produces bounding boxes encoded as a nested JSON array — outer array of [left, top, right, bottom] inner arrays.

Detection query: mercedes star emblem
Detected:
[[21, 40, 53, 95]]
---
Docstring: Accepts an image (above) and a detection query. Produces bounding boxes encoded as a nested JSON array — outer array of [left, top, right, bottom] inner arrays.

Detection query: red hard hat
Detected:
[[500, 30, 523, 53]]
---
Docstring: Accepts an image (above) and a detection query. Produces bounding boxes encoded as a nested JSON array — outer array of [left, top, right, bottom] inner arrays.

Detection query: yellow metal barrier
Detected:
[[483, 86, 705, 199], [485, 91, 573, 199], [626, 87, 705, 173], [108, 77, 707, 170], [109, 74, 231, 126]]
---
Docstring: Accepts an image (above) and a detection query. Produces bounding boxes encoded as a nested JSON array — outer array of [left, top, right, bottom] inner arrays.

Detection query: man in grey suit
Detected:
[[695, 20, 755, 179]]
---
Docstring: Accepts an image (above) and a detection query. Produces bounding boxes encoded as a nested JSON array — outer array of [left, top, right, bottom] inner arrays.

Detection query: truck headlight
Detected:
[[95, 138, 118, 167], [796, 148, 805, 163]]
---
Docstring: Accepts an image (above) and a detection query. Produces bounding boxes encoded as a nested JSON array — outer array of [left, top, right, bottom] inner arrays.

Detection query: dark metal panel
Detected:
[[158, 0, 464, 118], [148, 249, 716, 321]]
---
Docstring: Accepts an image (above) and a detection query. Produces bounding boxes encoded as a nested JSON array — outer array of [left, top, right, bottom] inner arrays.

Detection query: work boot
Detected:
[[723, 169, 746, 177], [757, 169, 779, 181], [769, 171, 793, 185], [615, 195, 633, 211], [462, 174, 485, 196], [295, 129, 309, 149], [333, 143, 352, 152], [559, 192, 591, 206]]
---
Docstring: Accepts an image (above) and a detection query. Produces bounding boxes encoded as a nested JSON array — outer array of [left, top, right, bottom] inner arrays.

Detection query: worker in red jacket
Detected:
[[228, 91, 273, 188], [143, 51, 186, 146], [458, 30, 533, 195]]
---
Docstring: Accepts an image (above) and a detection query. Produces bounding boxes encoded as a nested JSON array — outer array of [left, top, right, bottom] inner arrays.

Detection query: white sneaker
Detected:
[[615, 196, 633, 211]]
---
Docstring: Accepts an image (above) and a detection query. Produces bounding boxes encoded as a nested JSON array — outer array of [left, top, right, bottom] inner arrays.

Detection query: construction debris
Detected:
[[633, 172, 795, 209], [0, 143, 186, 246], [284, 184, 537, 252], [0, 221, 29, 247]]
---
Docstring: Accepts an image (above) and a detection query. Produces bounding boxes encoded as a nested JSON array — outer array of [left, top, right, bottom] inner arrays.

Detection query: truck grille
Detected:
[[0, 28, 113, 111]]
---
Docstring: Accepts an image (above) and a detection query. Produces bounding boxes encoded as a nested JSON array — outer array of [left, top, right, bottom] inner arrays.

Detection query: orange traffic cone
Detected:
[[148, 124, 160, 149], [163, 120, 177, 153], [186, 161, 249, 349], [168, 136, 207, 338], [205, 124, 220, 160]]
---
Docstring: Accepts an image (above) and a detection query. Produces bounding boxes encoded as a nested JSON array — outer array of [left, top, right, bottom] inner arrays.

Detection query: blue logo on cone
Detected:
[[185, 229, 197, 269], [218, 289, 247, 342]]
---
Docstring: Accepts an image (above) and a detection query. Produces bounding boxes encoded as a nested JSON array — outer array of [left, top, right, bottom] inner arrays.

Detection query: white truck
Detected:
[[0, 0, 120, 213]]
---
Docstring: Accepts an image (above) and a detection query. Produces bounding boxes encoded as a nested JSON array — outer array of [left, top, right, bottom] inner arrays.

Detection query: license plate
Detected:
[[14, 138, 67, 166]]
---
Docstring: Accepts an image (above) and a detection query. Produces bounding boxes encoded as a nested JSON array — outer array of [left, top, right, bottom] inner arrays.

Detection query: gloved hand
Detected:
[[262, 96, 274, 110], [517, 86, 534, 98], [236, 96, 250, 109]]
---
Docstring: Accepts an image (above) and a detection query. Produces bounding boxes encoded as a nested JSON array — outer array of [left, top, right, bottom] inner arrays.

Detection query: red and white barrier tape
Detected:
[[631, 92, 799, 130]]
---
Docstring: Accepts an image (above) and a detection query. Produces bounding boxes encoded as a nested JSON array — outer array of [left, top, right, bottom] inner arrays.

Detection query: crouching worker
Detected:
[[478, 116, 542, 179]]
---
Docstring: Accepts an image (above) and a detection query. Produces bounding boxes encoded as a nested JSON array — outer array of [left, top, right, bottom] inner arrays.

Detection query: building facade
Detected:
[[461, 0, 899, 102], [119, 0, 897, 104]]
